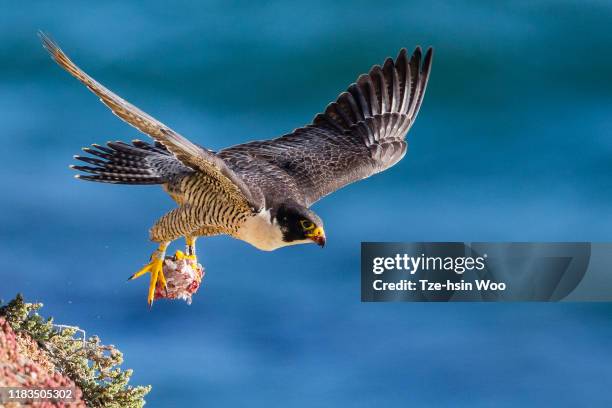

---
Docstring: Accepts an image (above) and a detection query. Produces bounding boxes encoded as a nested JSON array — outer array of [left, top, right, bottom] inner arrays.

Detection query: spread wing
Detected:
[[219, 47, 433, 207], [39, 32, 259, 208]]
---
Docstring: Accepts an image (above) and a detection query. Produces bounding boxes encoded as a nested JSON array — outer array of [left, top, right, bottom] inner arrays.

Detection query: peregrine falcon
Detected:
[[40, 33, 433, 305]]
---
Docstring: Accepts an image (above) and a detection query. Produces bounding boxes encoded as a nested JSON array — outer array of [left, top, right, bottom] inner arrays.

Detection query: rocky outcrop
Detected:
[[0, 295, 150, 408]]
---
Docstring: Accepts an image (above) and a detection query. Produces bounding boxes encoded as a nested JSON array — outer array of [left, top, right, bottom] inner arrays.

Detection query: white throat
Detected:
[[236, 209, 310, 251]]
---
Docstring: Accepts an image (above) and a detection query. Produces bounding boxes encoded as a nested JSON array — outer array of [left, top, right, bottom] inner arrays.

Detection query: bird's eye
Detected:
[[300, 220, 315, 230]]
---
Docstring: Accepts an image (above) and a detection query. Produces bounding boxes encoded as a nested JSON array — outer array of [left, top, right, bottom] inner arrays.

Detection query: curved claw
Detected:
[[128, 243, 168, 306]]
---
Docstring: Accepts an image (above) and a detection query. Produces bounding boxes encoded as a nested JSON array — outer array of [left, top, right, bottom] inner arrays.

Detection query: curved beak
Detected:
[[307, 227, 326, 248]]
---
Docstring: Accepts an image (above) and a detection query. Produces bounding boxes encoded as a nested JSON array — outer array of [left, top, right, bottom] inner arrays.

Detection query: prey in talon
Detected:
[[40, 33, 433, 306]]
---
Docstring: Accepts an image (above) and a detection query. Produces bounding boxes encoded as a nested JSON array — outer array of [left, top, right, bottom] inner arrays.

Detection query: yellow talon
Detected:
[[173, 249, 196, 262], [128, 243, 168, 306], [157, 263, 167, 288]]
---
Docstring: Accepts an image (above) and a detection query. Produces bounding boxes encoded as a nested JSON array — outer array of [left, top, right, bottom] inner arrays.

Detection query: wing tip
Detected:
[[411, 46, 433, 65], [397, 46, 433, 66], [38, 30, 60, 57], [424, 47, 434, 72]]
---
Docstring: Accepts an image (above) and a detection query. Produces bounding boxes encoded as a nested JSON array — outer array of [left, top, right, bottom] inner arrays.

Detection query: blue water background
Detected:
[[2, 1, 612, 406]]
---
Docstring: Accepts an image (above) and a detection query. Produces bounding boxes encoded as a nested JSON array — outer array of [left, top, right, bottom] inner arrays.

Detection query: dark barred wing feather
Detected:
[[219, 47, 433, 206], [40, 32, 259, 208]]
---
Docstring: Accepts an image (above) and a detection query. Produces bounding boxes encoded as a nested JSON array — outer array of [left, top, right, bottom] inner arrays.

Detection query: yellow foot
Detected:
[[128, 243, 169, 307], [173, 250, 197, 262]]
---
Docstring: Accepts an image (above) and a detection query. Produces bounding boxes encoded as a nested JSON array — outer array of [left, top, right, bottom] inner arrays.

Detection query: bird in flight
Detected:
[[40, 33, 433, 306]]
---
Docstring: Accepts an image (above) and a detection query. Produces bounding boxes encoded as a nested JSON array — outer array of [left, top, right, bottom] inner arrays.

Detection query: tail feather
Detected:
[[72, 140, 189, 184]]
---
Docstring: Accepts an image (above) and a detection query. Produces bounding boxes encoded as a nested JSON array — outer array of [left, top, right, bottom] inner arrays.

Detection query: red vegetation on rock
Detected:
[[0, 317, 86, 407]]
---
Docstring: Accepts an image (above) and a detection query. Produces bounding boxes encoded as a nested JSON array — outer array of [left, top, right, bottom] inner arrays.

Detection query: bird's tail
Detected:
[[71, 140, 191, 184]]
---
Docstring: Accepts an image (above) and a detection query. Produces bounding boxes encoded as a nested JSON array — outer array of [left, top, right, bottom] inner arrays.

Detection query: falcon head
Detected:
[[275, 202, 326, 247]]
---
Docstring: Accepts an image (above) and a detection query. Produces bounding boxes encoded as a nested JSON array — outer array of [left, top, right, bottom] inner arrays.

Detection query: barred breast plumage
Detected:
[[156, 171, 253, 240]]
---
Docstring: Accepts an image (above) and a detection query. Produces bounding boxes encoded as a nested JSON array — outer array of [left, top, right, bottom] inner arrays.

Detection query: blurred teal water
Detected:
[[2, 1, 612, 406]]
